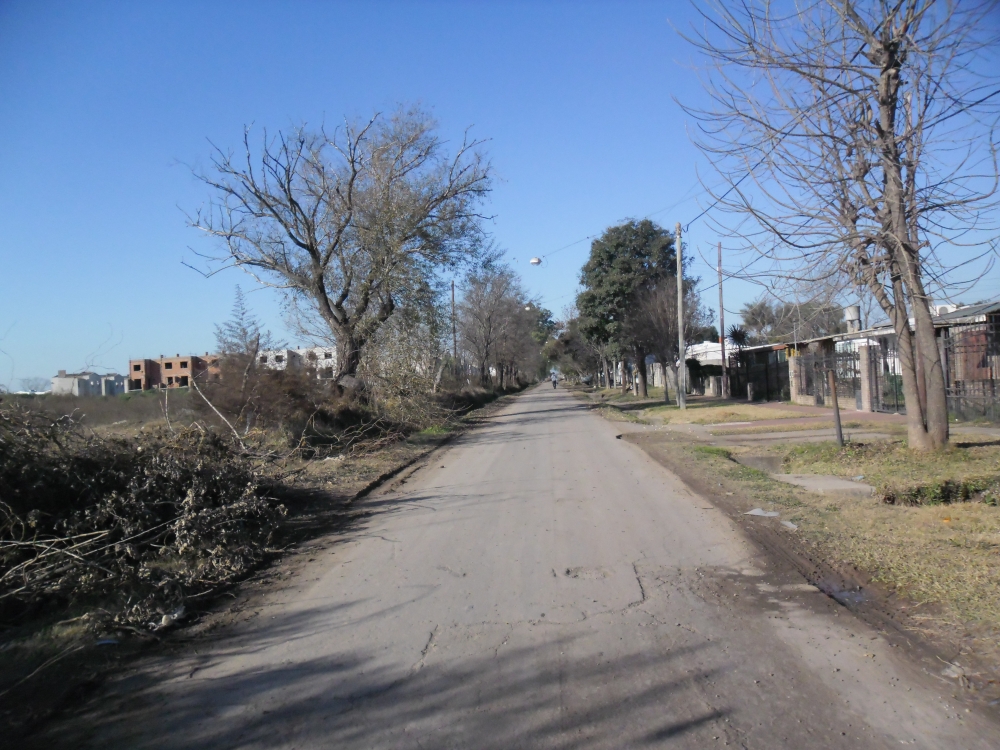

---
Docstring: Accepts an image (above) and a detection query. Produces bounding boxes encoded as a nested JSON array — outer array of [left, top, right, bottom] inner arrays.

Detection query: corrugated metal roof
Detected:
[[932, 300, 1000, 323]]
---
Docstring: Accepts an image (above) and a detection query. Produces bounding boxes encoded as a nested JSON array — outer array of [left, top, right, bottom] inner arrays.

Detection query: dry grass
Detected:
[[684, 443, 1000, 646], [3, 391, 199, 428], [709, 420, 867, 435], [641, 401, 807, 424], [779, 439, 1000, 504], [590, 386, 666, 403], [593, 405, 648, 424], [796, 497, 1000, 625]]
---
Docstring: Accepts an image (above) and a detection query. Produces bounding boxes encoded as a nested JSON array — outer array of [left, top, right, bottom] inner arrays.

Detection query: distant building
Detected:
[[126, 353, 221, 391], [52, 370, 102, 396], [258, 346, 337, 379], [101, 374, 126, 396], [685, 341, 725, 368], [50, 371, 124, 396]]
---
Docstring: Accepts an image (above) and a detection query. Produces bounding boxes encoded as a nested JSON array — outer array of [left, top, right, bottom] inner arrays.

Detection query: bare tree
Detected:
[[17, 377, 49, 394], [193, 107, 492, 393], [358, 278, 451, 424], [684, 0, 1000, 449], [457, 265, 545, 389], [458, 266, 518, 388], [630, 280, 715, 403]]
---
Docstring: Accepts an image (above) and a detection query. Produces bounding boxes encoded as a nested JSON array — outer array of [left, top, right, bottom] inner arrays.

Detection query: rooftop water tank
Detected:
[[844, 304, 861, 333]]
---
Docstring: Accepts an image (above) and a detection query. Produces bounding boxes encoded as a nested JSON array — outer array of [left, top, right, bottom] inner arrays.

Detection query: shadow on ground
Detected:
[[41, 601, 728, 749]]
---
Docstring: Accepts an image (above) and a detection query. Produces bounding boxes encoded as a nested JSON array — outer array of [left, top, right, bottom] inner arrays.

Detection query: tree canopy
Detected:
[[576, 219, 676, 353], [194, 106, 492, 392], [740, 298, 845, 345]]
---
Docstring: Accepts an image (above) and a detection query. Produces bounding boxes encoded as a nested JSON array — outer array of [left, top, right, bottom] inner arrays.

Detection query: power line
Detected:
[[538, 185, 704, 261]]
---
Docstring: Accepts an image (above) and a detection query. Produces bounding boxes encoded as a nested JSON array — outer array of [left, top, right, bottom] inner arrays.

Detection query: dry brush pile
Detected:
[[0, 404, 285, 631]]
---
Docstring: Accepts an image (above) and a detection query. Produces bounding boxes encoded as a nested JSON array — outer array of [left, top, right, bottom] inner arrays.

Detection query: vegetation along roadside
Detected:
[[0, 332, 533, 744]]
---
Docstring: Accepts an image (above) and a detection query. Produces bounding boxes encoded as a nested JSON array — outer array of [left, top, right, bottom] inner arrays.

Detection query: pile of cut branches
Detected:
[[0, 404, 285, 630]]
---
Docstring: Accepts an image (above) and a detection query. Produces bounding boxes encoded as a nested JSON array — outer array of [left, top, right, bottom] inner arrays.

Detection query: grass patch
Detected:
[[708, 420, 869, 436], [781, 439, 1000, 505], [591, 386, 665, 403], [416, 424, 452, 436], [683, 440, 1000, 637], [642, 401, 807, 425], [595, 405, 649, 424], [693, 445, 732, 459]]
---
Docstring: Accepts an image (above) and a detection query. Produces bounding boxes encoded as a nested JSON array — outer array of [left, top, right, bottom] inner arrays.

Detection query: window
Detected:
[[307, 351, 317, 361], [133, 364, 141, 371], [275, 355, 284, 363], [180, 361, 188, 369], [167, 376, 174, 385], [179, 376, 189, 387], [164, 362, 173, 370], [260, 355, 268, 363], [324, 352, 333, 359]]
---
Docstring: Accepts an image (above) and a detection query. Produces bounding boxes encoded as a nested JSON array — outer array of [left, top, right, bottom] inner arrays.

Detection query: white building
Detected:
[[258, 346, 337, 379], [685, 341, 725, 367], [51, 371, 127, 396]]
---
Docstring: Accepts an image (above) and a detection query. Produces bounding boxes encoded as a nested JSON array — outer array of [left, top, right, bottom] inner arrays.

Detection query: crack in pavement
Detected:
[[623, 561, 649, 611], [414, 625, 438, 670]]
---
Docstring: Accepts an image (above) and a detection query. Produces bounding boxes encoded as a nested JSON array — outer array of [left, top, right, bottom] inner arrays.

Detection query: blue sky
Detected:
[[2, 0, 998, 387]]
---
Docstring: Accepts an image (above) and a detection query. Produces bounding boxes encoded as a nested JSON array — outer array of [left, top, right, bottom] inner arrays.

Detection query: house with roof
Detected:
[[726, 299, 1000, 420]]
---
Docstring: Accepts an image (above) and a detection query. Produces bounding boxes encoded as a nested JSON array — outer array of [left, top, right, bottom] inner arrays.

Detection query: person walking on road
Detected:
[[551, 372, 558, 389]]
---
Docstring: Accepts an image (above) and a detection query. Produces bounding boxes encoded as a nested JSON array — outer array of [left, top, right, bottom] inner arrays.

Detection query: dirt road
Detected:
[[55, 386, 997, 748]]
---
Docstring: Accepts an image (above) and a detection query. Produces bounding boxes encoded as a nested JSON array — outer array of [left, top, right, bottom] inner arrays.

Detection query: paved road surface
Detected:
[[73, 386, 995, 748]]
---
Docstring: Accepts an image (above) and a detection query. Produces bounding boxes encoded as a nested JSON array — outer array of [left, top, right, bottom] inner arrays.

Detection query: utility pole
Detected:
[[718, 241, 727, 398], [676, 222, 686, 410], [451, 279, 458, 378]]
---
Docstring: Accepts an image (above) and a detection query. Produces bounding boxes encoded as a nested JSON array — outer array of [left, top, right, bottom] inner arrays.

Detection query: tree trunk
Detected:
[[906, 272, 949, 448], [603, 359, 612, 391], [620, 361, 627, 394], [635, 347, 648, 398], [874, 40, 948, 451], [666, 364, 678, 405], [335, 333, 364, 393]]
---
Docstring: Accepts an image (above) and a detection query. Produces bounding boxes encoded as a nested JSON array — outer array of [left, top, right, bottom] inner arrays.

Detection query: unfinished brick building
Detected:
[[127, 353, 221, 391]]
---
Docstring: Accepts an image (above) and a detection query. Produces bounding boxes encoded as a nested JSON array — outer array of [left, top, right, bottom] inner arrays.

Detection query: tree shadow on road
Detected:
[[38, 599, 730, 749]]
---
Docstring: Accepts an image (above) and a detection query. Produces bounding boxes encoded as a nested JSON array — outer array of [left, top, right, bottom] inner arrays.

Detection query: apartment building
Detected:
[[126, 353, 221, 391]]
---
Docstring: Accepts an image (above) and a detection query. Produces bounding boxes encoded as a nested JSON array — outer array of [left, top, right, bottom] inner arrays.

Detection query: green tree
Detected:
[[740, 298, 844, 345], [577, 220, 676, 397], [543, 317, 602, 382], [214, 286, 279, 356]]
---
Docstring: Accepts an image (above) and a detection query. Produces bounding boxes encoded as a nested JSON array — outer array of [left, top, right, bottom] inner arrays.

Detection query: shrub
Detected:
[[0, 405, 284, 629]]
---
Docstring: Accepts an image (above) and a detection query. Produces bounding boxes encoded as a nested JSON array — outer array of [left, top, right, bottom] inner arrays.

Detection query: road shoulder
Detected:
[[617, 425, 1000, 717]]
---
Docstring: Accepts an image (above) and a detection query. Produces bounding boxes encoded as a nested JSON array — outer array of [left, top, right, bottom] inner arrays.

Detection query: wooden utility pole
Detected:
[[718, 241, 727, 398], [451, 279, 458, 377], [676, 222, 686, 409]]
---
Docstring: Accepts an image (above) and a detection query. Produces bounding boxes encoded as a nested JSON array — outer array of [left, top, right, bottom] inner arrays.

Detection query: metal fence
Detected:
[[728, 351, 790, 402], [868, 343, 906, 414], [943, 321, 1000, 421], [794, 351, 861, 408]]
